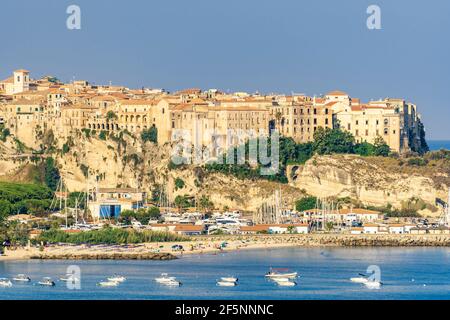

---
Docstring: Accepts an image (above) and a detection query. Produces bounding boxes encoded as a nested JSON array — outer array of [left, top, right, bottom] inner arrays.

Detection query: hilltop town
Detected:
[[0, 69, 427, 154], [0, 69, 449, 246]]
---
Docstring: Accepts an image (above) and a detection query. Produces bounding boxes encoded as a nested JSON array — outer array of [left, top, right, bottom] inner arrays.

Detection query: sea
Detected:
[[1, 247, 449, 300], [428, 140, 450, 151]]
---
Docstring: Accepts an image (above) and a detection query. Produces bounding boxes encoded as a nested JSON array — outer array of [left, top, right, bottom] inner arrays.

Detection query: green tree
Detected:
[[373, 136, 390, 157], [174, 178, 185, 190], [198, 195, 214, 212], [141, 126, 158, 143], [106, 111, 118, 121], [313, 127, 355, 155], [295, 196, 317, 212], [44, 158, 60, 191], [174, 195, 191, 211]]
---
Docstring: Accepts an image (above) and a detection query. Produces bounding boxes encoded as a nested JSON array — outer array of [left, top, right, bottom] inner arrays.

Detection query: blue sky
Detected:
[[1, 0, 449, 139]]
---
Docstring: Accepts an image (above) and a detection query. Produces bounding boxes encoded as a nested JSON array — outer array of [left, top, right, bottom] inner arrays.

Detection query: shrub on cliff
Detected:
[[141, 126, 157, 143], [295, 196, 317, 212]]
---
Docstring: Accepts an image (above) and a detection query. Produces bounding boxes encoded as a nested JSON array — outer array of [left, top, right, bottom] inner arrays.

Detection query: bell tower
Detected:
[[13, 69, 30, 93]]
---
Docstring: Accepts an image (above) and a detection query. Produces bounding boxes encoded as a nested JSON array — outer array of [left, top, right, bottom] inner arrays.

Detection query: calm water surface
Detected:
[[0, 247, 449, 300]]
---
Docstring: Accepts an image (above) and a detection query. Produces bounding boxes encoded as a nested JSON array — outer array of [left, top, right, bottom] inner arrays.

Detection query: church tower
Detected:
[[13, 69, 30, 93]]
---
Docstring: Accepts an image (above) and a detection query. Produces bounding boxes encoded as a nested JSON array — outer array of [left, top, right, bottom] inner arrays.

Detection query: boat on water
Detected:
[[265, 268, 298, 279], [350, 277, 369, 284], [59, 274, 79, 282], [162, 279, 181, 286], [0, 278, 13, 287], [272, 277, 291, 283], [276, 280, 296, 287], [107, 275, 126, 282], [12, 274, 31, 282], [364, 281, 382, 289], [220, 277, 238, 282], [38, 277, 55, 286], [97, 280, 120, 287], [155, 273, 176, 283], [217, 281, 236, 287]]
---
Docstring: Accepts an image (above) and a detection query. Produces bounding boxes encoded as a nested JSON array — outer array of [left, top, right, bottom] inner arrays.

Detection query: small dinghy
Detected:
[[38, 277, 55, 286], [162, 279, 181, 286], [0, 278, 12, 287], [217, 281, 236, 287], [107, 275, 126, 282], [220, 277, 238, 282], [364, 281, 382, 289], [97, 280, 120, 287], [265, 268, 297, 279], [155, 273, 176, 283], [12, 274, 31, 282], [350, 277, 368, 284], [276, 280, 296, 287]]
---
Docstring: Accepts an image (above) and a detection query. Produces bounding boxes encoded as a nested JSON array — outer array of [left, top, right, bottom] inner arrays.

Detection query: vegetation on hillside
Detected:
[[37, 226, 188, 244], [0, 182, 53, 217], [141, 126, 158, 143]]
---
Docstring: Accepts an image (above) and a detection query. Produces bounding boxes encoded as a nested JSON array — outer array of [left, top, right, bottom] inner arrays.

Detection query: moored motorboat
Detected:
[[0, 278, 12, 287], [350, 277, 369, 284], [265, 268, 297, 279], [162, 279, 181, 286], [220, 277, 238, 282], [272, 277, 291, 283], [364, 281, 382, 289], [38, 277, 55, 286], [217, 281, 236, 287], [12, 274, 31, 282], [276, 280, 296, 287], [155, 273, 176, 283], [97, 280, 120, 287], [107, 275, 126, 282]]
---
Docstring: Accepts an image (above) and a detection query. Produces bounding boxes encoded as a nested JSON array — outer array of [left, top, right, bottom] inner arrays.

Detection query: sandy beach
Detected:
[[1, 234, 449, 261]]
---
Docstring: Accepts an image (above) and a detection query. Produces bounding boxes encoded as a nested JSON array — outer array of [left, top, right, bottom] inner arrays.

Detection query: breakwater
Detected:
[[192, 234, 450, 247], [30, 252, 176, 260]]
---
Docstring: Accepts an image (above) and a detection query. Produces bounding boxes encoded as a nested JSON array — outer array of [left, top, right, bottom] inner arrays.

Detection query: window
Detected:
[[325, 108, 329, 114], [325, 118, 328, 125], [347, 123, 351, 130], [384, 118, 388, 125], [355, 129, 359, 136], [365, 130, 368, 136], [384, 128, 388, 135], [356, 120, 359, 125], [365, 120, 368, 125]]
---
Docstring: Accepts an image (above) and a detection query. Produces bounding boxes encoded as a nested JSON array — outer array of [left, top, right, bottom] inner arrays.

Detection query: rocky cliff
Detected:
[[1, 132, 449, 216], [288, 154, 449, 215]]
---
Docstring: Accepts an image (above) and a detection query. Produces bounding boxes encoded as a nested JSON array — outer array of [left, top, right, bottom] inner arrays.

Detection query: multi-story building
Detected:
[[0, 70, 427, 154]]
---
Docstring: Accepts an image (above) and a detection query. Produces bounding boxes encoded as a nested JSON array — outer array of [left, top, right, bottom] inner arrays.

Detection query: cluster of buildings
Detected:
[[0, 69, 427, 154]]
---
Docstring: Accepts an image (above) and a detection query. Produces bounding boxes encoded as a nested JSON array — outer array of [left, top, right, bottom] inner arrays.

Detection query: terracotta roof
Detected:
[[339, 209, 381, 215], [174, 225, 204, 232], [326, 90, 348, 96]]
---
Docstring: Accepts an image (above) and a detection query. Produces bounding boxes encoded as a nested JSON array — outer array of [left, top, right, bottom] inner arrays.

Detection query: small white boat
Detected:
[[220, 277, 238, 282], [162, 279, 181, 286], [217, 281, 236, 287], [272, 277, 291, 283], [155, 273, 176, 283], [38, 277, 55, 286], [350, 277, 369, 284], [107, 275, 126, 282], [59, 274, 79, 282], [265, 268, 297, 279], [97, 280, 120, 287], [12, 274, 31, 282], [364, 281, 382, 289], [276, 280, 296, 287], [0, 278, 12, 287]]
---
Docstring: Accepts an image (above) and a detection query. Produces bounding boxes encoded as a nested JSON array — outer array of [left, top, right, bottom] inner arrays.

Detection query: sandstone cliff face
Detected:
[[1, 133, 449, 216], [288, 155, 449, 212]]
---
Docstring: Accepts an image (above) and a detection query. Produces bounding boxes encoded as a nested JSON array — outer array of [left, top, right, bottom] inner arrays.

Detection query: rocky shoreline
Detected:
[[30, 252, 176, 260], [192, 234, 450, 247]]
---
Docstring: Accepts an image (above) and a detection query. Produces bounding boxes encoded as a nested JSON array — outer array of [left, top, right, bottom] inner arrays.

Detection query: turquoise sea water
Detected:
[[1, 247, 449, 300], [428, 140, 450, 151]]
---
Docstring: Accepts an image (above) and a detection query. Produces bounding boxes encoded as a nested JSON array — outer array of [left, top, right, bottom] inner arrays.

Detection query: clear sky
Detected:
[[1, 0, 449, 139]]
